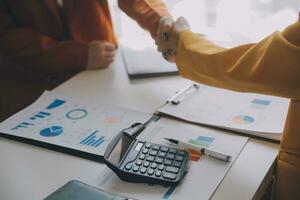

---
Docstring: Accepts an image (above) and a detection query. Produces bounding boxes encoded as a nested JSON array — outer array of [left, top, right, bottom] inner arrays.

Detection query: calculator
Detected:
[[104, 130, 189, 185]]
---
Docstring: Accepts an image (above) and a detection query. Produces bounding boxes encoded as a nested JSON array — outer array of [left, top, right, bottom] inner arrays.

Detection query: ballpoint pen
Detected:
[[164, 137, 232, 162], [166, 83, 199, 105]]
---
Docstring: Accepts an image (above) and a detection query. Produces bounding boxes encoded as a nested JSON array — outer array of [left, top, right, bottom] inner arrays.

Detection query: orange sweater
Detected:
[[176, 14, 300, 200], [0, 0, 169, 76]]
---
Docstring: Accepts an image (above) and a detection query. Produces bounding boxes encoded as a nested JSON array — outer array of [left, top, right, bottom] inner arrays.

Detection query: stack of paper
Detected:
[[96, 121, 248, 200], [0, 91, 152, 160], [158, 83, 290, 141]]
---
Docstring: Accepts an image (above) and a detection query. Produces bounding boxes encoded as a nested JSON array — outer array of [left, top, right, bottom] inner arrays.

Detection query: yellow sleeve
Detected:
[[176, 16, 300, 100]]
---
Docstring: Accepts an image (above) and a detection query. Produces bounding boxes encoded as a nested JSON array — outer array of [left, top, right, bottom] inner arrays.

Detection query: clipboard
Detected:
[[157, 83, 290, 141]]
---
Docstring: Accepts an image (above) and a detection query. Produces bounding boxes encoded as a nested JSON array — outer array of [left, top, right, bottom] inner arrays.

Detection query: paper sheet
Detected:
[[158, 83, 290, 141], [96, 121, 248, 200], [0, 91, 152, 157], [118, 6, 177, 78]]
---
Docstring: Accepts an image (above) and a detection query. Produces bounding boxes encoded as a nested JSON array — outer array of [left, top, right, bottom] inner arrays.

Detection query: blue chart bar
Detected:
[[39, 111, 51, 116], [11, 122, 34, 130], [86, 136, 97, 145], [30, 111, 51, 120], [162, 186, 177, 200], [46, 99, 66, 110], [80, 131, 105, 148], [21, 122, 34, 126], [92, 136, 105, 147]]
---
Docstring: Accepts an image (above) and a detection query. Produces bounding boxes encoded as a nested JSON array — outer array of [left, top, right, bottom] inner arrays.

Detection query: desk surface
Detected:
[[0, 49, 278, 200], [2, 0, 295, 199]]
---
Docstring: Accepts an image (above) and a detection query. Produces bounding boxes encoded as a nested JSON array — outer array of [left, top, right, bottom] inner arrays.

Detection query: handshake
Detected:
[[155, 16, 190, 63], [87, 16, 190, 70]]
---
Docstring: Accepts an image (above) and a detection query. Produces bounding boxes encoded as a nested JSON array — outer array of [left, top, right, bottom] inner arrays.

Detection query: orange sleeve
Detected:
[[118, 0, 170, 38], [0, 0, 88, 77], [176, 16, 300, 100]]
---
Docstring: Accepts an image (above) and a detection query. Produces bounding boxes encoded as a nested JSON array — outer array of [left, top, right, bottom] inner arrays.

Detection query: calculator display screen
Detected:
[[106, 133, 134, 166]]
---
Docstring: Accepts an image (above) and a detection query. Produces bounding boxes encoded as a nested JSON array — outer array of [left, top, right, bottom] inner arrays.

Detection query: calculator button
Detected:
[[175, 155, 184, 162], [150, 163, 157, 169], [146, 155, 155, 162], [139, 154, 146, 160], [163, 172, 177, 180], [177, 150, 186, 156], [169, 148, 177, 154], [155, 170, 162, 177], [155, 157, 164, 164], [165, 166, 179, 174], [147, 168, 155, 176], [166, 154, 175, 160], [149, 150, 158, 156], [136, 159, 143, 166], [125, 163, 132, 171], [172, 161, 182, 168], [132, 165, 139, 172], [145, 143, 152, 149], [158, 165, 165, 171], [140, 167, 147, 174], [164, 159, 173, 166], [157, 151, 167, 158], [143, 161, 150, 167], [160, 147, 169, 152], [142, 148, 149, 154], [152, 145, 160, 151]]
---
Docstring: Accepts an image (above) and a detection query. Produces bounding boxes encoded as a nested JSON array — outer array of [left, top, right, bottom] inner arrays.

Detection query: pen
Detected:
[[166, 84, 199, 105], [164, 137, 232, 162]]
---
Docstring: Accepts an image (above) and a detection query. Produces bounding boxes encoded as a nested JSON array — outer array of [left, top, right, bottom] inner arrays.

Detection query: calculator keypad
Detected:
[[124, 142, 187, 182]]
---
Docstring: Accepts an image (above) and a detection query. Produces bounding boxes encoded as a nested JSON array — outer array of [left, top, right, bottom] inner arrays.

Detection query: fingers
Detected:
[[155, 16, 174, 46], [87, 41, 116, 70], [174, 17, 190, 33], [155, 16, 191, 63], [161, 49, 176, 63], [103, 42, 115, 51]]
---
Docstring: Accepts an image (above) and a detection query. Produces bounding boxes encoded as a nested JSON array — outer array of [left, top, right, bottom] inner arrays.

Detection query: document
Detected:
[[96, 121, 248, 200], [0, 91, 152, 159], [158, 83, 290, 141]]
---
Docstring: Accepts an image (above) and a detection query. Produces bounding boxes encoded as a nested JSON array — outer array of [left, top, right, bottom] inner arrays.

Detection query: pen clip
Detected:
[[167, 84, 199, 105]]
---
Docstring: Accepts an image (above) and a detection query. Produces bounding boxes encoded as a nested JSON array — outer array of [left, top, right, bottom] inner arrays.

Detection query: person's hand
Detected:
[[157, 17, 190, 63], [155, 16, 175, 61], [86, 41, 116, 70]]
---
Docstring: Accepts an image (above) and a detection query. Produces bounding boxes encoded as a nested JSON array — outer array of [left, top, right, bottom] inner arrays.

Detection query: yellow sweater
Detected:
[[176, 15, 300, 200]]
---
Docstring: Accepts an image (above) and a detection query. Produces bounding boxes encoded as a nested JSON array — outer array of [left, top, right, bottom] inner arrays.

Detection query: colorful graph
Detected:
[[46, 99, 66, 110], [66, 108, 88, 120], [40, 126, 63, 137], [250, 99, 271, 110], [80, 130, 105, 148], [188, 135, 215, 161], [232, 115, 254, 124], [30, 111, 51, 120], [188, 135, 214, 148], [11, 122, 34, 130]]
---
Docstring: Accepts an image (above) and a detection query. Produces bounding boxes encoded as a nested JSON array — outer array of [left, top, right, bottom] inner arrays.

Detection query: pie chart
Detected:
[[40, 126, 63, 137]]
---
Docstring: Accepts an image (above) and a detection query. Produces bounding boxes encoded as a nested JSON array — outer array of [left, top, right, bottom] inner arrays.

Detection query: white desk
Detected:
[[0, 49, 278, 200], [3, 0, 296, 198]]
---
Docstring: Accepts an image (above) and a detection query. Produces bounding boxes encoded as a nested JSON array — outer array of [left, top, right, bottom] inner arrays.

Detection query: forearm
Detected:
[[118, 0, 170, 38], [176, 21, 300, 99]]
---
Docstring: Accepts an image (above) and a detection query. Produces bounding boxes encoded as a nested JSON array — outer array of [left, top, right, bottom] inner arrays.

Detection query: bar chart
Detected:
[[80, 130, 105, 148]]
